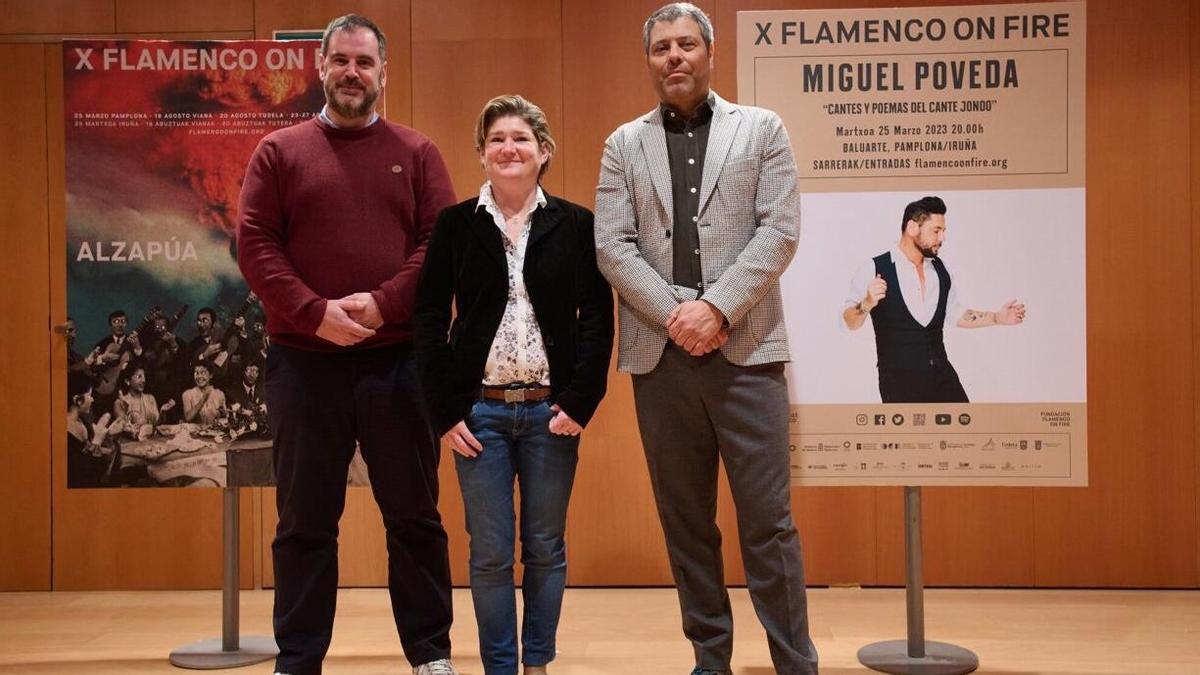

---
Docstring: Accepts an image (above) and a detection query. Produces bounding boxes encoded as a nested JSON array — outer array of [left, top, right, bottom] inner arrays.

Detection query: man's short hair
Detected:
[[322, 14, 387, 62], [193, 361, 213, 375], [197, 307, 217, 322], [901, 196, 947, 232], [474, 94, 557, 180], [108, 309, 127, 323], [643, 2, 714, 53]]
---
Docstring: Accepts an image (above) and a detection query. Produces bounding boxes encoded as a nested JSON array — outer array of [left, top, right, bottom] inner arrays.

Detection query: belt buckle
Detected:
[[503, 388, 526, 403]]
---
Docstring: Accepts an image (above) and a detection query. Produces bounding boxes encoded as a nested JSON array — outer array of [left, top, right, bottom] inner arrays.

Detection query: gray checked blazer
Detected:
[[595, 92, 800, 374]]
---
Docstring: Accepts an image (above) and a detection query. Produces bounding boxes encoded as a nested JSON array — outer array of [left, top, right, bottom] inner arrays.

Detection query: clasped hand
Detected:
[[666, 300, 728, 356], [315, 292, 383, 346]]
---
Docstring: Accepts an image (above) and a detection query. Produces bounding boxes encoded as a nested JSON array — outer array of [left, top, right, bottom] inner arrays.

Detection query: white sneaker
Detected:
[[413, 658, 458, 675]]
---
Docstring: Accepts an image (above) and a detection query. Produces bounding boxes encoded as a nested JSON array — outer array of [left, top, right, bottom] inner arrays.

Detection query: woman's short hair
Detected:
[[474, 95, 556, 180]]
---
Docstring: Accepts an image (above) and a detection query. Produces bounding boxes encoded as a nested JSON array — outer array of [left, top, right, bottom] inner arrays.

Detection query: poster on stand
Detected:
[[63, 40, 369, 488], [737, 3, 1086, 486]]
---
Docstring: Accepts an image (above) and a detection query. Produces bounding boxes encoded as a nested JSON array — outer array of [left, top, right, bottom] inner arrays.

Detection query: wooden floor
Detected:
[[0, 587, 1197, 674]]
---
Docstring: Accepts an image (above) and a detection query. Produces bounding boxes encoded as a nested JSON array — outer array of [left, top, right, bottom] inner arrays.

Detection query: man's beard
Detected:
[[325, 79, 378, 119], [917, 242, 940, 258]]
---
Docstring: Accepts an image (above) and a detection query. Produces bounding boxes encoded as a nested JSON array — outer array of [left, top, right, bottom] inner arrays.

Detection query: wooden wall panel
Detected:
[[1033, 0, 1197, 588], [0, 0, 114, 36], [0, 43, 52, 591], [413, 0, 565, 199], [0, 0, 1196, 591], [115, 0, 253, 33], [876, 488, 1034, 586], [795, 487, 878, 585], [568, 375, 673, 585], [1193, 0, 1200, 592], [253, 0, 414, 125]]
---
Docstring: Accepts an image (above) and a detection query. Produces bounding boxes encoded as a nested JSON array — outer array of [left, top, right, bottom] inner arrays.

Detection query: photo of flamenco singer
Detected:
[[783, 188, 1085, 405]]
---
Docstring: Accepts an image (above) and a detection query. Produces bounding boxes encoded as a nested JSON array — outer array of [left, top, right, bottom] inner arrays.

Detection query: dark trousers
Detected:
[[632, 345, 818, 675], [266, 342, 452, 675], [878, 360, 969, 403]]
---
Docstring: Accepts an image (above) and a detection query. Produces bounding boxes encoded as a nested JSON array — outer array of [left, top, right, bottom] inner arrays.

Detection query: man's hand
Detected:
[[340, 292, 384, 330], [548, 404, 582, 436], [863, 274, 887, 311], [666, 300, 725, 354], [701, 327, 729, 355], [996, 299, 1026, 325], [316, 298, 376, 346], [443, 420, 483, 457]]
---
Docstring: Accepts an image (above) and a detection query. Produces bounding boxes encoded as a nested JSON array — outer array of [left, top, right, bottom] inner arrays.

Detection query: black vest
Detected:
[[870, 252, 952, 371]]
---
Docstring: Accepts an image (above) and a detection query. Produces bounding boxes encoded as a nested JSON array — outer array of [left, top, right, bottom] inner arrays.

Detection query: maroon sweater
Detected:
[[237, 117, 455, 351]]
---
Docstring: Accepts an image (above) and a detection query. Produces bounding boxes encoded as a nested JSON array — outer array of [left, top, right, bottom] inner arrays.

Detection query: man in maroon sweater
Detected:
[[236, 14, 458, 675]]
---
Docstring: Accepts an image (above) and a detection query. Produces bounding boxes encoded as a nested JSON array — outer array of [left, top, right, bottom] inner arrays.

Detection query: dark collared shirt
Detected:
[[663, 100, 713, 294]]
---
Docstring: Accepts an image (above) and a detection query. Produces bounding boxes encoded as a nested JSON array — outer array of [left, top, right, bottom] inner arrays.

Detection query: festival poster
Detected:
[[737, 3, 1086, 486], [63, 40, 368, 488]]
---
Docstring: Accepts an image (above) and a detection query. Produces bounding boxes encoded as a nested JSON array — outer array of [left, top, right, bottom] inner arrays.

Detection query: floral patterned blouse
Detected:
[[477, 182, 551, 386]]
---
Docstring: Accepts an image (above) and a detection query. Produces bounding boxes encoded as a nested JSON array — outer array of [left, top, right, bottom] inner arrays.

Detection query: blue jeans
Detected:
[[455, 398, 580, 675]]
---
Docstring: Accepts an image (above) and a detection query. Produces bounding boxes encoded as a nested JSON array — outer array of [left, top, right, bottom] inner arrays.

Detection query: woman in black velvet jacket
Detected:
[[413, 94, 613, 675]]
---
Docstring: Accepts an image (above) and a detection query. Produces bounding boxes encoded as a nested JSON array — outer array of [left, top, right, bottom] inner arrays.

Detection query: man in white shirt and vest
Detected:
[[843, 196, 1027, 402]]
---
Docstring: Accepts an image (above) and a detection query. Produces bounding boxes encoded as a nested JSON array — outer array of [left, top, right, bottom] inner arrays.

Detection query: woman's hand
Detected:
[[91, 413, 123, 452], [548, 404, 582, 436], [443, 421, 483, 458]]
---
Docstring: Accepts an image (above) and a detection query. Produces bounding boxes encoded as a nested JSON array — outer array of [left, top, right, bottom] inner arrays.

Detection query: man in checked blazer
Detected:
[[594, 4, 818, 674]]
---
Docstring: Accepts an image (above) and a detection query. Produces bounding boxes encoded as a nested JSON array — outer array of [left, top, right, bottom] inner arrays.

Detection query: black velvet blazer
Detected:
[[413, 193, 614, 436]]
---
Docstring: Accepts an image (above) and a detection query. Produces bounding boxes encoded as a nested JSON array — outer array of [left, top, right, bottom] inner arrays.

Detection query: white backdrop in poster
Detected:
[[784, 188, 1085, 404]]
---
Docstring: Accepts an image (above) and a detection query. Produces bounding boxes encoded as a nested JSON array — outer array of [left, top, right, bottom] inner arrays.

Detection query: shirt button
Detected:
[[687, 132, 694, 138], [688, 158, 695, 165], [692, 216, 698, 222], [694, 248, 700, 255], [690, 187, 697, 193]]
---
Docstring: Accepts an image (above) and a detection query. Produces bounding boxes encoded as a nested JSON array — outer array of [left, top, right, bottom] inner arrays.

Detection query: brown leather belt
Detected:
[[480, 385, 552, 403]]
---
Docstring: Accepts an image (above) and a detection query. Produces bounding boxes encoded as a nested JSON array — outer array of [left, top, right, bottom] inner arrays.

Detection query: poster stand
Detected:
[[857, 486, 979, 675], [169, 487, 277, 669]]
